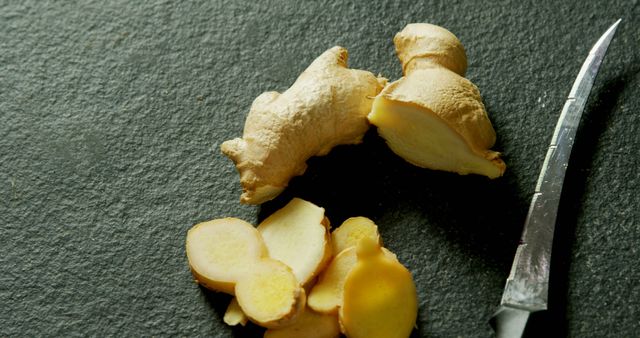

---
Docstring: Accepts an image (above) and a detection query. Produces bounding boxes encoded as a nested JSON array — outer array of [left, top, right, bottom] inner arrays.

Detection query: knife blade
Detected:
[[490, 19, 621, 337]]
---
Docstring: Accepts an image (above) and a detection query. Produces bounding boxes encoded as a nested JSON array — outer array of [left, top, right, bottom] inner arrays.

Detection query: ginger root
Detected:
[[339, 238, 418, 338], [222, 46, 386, 204], [368, 23, 506, 178]]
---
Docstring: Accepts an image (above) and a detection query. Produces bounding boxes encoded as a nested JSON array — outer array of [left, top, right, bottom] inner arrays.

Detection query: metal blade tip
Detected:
[[591, 19, 622, 55]]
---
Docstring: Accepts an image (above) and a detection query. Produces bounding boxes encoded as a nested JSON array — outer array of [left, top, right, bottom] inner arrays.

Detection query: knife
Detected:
[[490, 19, 621, 337]]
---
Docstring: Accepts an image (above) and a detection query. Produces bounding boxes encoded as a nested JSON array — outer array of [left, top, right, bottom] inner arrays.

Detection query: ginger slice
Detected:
[[186, 218, 267, 294], [340, 239, 418, 338], [369, 23, 505, 178], [235, 259, 306, 329], [257, 198, 332, 285], [308, 246, 397, 314], [264, 307, 340, 338], [222, 46, 386, 204], [223, 297, 248, 327], [331, 216, 381, 254], [308, 247, 358, 314]]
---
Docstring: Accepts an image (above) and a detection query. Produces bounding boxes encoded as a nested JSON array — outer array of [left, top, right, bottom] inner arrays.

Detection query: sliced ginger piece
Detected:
[[186, 218, 267, 294], [223, 297, 248, 327], [235, 259, 306, 329], [308, 246, 397, 314], [258, 198, 332, 285], [264, 307, 340, 338], [308, 247, 358, 314], [310, 216, 391, 314], [340, 238, 418, 338], [331, 216, 381, 254], [369, 23, 505, 178], [221, 46, 387, 204]]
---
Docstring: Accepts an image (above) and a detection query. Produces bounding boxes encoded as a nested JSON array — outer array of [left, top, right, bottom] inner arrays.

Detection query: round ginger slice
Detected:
[[331, 216, 381, 254], [264, 307, 340, 338], [340, 239, 418, 338], [235, 259, 306, 329], [186, 218, 267, 294]]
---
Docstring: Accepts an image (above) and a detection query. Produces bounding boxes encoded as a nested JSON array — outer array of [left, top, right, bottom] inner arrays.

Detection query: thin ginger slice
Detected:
[[223, 297, 248, 327], [340, 239, 418, 338], [235, 259, 306, 329], [186, 218, 267, 294], [258, 198, 332, 286], [368, 23, 505, 178], [221, 46, 386, 204], [308, 246, 397, 314], [331, 216, 381, 254], [264, 307, 340, 338]]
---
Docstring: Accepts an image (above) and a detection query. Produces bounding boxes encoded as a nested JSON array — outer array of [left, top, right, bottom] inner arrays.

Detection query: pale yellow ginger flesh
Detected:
[[223, 297, 248, 327], [340, 238, 418, 338], [186, 216, 304, 328], [186, 203, 417, 336], [235, 259, 306, 328], [186, 218, 267, 294], [222, 46, 386, 204], [309, 216, 387, 314], [258, 198, 332, 285], [308, 246, 397, 315], [369, 23, 506, 178], [264, 307, 341, 338], [331, 216, 381, 254]]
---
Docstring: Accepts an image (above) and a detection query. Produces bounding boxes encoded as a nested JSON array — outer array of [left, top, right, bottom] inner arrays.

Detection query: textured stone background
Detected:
[[1, 0, 639, 337]]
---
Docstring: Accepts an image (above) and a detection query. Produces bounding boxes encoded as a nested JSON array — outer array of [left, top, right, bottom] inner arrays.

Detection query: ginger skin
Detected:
[[222, 47, 386, 204], [369, 23, 506, 178]]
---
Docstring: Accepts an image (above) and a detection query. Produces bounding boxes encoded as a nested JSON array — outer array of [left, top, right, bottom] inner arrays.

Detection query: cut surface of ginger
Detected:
[[264, 307, 340, 338], [235, 259, 305, 329], [223, 297, 248, 326], [331, 216, 381, 254], [186, 218, 267, 294], [308, 246, 397, 314], [340, 239, 417, 338], [258, 198, 331, 285], [370, 93, 504, 178], [368, 23, 505, 179]]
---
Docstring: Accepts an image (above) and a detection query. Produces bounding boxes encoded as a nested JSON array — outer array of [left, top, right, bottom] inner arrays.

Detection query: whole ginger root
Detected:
[[222, 47, 386, 204], [369, 24, 506, 178]]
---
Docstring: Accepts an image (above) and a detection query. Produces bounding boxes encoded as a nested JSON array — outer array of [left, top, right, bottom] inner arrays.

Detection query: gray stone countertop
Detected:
[[1, 1, 639, 337]]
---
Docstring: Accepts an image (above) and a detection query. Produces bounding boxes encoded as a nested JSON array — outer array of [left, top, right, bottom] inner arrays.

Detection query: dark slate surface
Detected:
[[1, 1, 639, 337]]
